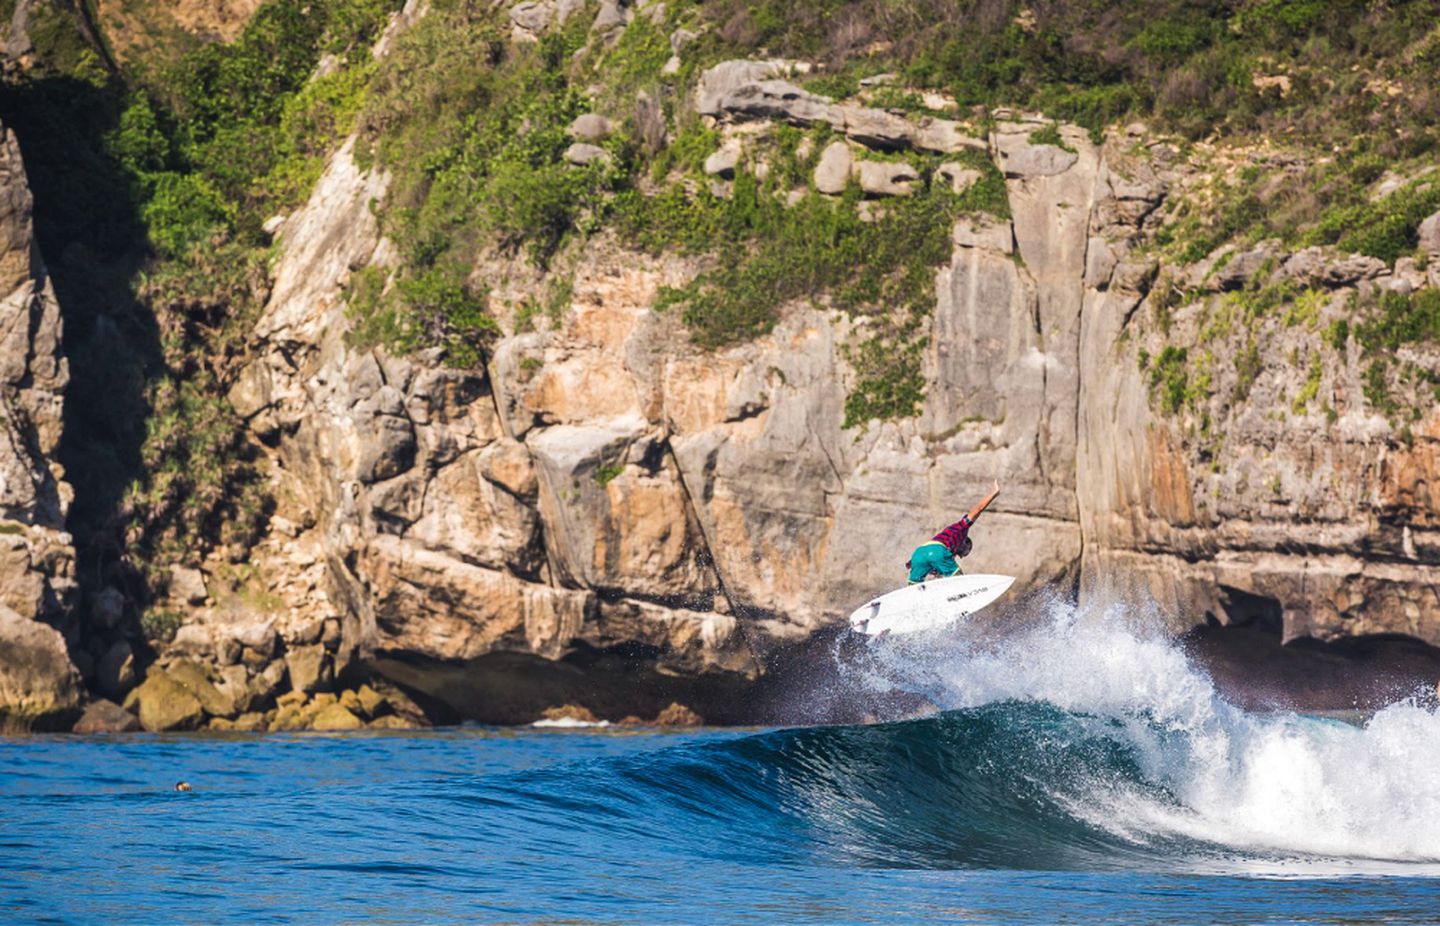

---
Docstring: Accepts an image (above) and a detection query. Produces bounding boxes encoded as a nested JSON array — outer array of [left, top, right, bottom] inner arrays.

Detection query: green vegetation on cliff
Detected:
[[0, 0, 401, 625], [704, 0, 1440, 155], [348, 0, 1008, 427]]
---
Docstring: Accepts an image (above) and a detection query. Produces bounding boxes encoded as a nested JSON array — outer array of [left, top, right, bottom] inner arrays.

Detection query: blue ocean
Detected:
[[6, 607, 1440, 924]]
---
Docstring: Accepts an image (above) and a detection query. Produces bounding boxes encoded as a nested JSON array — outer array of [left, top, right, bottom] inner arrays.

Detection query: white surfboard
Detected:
[[847, 574, 1015, 637]]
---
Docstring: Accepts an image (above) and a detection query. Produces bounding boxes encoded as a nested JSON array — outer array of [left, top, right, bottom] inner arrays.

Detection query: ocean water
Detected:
[[6, 603, 1440, 924]]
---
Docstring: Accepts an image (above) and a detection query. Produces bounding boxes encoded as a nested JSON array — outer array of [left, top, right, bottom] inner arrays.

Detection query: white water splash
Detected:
[[854, 595, 1440, 865]]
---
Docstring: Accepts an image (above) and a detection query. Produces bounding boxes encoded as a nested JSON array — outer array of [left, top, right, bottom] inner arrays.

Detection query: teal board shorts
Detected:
[[908, 541, 959, 583]]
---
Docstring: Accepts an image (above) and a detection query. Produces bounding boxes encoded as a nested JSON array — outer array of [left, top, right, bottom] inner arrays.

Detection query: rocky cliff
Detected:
[[0, 114, 80, 731], [214, 46, 1439, 723], [5, 0, 1440, 730]]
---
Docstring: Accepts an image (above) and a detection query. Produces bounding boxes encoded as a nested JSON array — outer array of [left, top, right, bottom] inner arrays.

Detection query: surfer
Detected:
[[906, 480, 1001, 584]]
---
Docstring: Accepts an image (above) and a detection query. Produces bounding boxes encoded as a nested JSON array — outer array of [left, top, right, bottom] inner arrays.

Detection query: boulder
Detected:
[[855, 160, 918, 197], [509, 1, 554, 34], [669, 27, 697, 52], [1282, 248, 1387, 288], [167, 566, 208, 605], [311, 703, 365, 731], [94, 639, 136, 701], [909, 118, 988, 155], [277, 689, 308, 709], [589, 598, 757, 676], [703, 141, 742, 178], [813, 141, 853, 194], [994, 122, 1081, 178], [215, 664, 252, 715], [233, 619, 278, 659], [835, 104, 918, 149], [73, 699, 141, 734], [168, 622, 216, 658], [289, 617, 324, 646], [1213, 241, 1284, 291], [368, 714, 418, 730], [653, 702, 702, 726], [568, 114, 613, 142], [165, 659, 235, 717], [356, 684, 389, 718], [936, 163, 981, 193], [696, 60, 795, 116], [564, 143, 611, 167], [592, 0, 628, 32], [696, 62, 985, 155], [1112, 259, 1160, 297], [247, 659, 287, 706], [1416, 211, 1440, 259], [269, 701, 310, 732], [541, 703, 598, 723], [71, 647, 94, 682], [703, 76, 837, 127], [232, 712, 267, 731], [0, 603, 82, 731], [286, 644, 332, 693], [127, 669, 205, 732]]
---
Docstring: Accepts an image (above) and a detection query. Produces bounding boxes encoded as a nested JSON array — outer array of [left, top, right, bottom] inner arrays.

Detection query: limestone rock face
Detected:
[[697, 61, 985, 155], [0, 117, 79, 726], [217, 57, 1440, 723], [1073, 132, 1440, 644]]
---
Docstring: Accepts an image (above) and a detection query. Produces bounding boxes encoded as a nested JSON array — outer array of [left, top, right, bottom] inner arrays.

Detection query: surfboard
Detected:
[[847, 574, 1015, 637]]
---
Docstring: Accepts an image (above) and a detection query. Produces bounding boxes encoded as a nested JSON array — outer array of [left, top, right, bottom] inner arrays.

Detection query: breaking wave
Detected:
[[481, 600, 1440, 874]]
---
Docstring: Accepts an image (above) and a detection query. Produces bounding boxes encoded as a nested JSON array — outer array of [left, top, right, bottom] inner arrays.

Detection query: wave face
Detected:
[[554, 601, 1440, 874]]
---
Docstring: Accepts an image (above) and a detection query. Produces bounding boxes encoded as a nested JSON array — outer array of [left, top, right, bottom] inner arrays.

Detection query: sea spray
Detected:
[[838, 595, 1440, 866]]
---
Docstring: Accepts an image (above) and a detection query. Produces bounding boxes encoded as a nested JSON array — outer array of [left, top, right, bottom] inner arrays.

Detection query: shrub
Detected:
[[1363, 358, 1397, 415], [140, 609, 184, 643], [1309, 178, 1440, 264], [140, 173, 234, 258], [1150, 346, 1190, 413], [1355, 289, 1440, 352]]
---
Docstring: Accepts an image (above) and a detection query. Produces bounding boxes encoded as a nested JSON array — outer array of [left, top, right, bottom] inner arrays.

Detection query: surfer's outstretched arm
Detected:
[[967, 479, 1001, 523]]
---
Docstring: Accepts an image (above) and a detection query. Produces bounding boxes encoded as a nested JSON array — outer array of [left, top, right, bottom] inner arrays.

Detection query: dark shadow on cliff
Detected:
[[369, 649, 765, 726], [0, 74, 159, 624], [1183, 620, 1440, 713], [367, 627, 935, 727]]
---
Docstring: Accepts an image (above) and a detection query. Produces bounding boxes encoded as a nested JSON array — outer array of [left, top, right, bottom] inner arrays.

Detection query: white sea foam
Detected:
[[859, 595, 1440, 865], [530, 717, 612, 729]]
